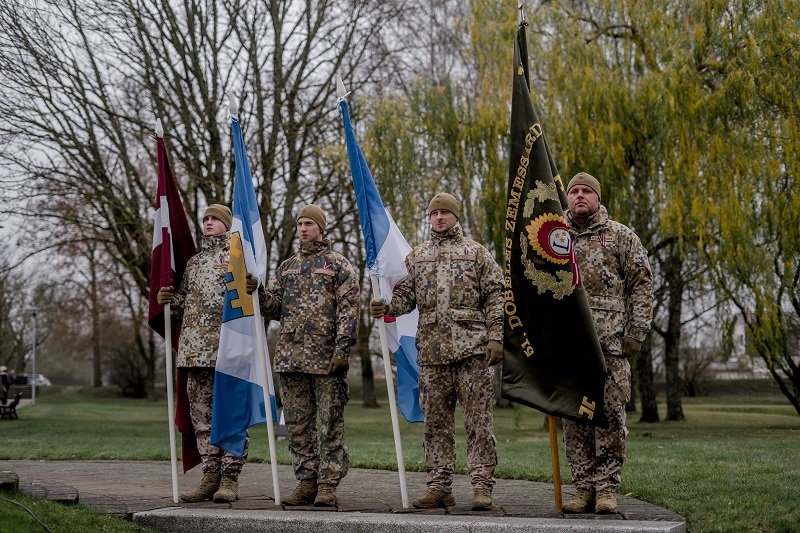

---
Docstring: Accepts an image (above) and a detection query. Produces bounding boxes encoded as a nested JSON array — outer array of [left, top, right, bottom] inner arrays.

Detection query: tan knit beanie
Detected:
[[204, 204, 232, 230], [428, 192, 460, 219], [296, 204, 327, 232], [567, 172, 601, 201]]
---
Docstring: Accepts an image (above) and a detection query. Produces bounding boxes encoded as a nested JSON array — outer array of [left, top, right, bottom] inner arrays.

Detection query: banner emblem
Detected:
[[526, 213, 571, 265]]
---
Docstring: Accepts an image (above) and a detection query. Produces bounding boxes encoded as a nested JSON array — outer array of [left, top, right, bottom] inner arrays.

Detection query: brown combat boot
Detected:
[[313, 483, 337, 507], [213, 475, 240, 503], [595, 490, 618, 514], [412, 488, 456, 509], [471, 488, 493, 511], [562, 488, 594, 513], [180, 472, 221, 502], [282, 479, 318, 506]]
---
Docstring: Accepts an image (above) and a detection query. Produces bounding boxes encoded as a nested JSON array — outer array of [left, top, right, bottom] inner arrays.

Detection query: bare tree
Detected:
[[0, 0, 410, 395]]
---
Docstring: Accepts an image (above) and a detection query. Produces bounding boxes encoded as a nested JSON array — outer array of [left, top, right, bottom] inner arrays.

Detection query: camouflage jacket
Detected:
[[386, 223, 504, 366], [171, 232, 230, 368], [566, 205, 653, 356], [261, 239, 360, 374]]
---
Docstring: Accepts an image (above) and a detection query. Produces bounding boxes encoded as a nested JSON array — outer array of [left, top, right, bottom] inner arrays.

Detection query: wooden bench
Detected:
[[0, 392, 22, 419]]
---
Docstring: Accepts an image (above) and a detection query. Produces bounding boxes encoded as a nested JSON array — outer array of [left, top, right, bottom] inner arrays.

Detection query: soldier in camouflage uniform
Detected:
[[561, 173, 653, 514], [256, 204, 359, 508], [157, 204, 249, 504], [370, 192, 504, 511]]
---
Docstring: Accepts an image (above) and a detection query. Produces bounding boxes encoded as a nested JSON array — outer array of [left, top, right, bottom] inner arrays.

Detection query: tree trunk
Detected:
[[89, 251, 102, 387], [664, 245, 685, 421], [637, 331, 659, 422]]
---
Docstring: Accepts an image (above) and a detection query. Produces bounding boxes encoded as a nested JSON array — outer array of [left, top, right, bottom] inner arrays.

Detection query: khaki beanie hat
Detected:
[[428, 192, 460, 219], [296, 204, 327, 232], [567, 172, 601, 201], [204, 204, 232, 230]]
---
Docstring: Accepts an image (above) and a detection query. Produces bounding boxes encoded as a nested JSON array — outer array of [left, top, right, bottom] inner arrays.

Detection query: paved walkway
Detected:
[[2, 459, 686, 532]]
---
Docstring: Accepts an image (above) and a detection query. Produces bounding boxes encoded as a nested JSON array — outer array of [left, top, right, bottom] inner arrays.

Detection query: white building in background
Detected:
[[710, 313, 771, 379]]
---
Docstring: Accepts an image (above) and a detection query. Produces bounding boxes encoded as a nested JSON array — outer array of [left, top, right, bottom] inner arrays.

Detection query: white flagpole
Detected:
[[370, 275, 410, 508], [156, 118, 180, 504], [253, 281, 281, 506], [163, 303, 180, 503]]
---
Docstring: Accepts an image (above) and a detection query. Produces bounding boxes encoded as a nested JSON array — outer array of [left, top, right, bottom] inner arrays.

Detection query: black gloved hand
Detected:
[[245, 273, 258, 295]]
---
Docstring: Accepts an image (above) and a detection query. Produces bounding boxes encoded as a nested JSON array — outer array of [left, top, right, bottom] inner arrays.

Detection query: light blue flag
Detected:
[[339, 96, 423, 423], [211, 113, 278, 457]]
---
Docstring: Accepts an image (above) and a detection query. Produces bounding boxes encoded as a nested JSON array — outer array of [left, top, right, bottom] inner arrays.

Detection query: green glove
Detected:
[[622, 337, 643, 358], [369, 299, 387, 318], [156, 286, 174, 305], [486, 339, 504, 366], [328, 357, 350, 375], [245, 273, 258, 295]]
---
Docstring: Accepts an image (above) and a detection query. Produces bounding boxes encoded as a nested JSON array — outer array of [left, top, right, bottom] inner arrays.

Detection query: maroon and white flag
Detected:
[[148, 135, 197, 346], [148, 132, 200, 472]]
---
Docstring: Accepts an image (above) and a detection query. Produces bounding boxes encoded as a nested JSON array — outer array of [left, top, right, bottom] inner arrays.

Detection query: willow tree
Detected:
[[698, 1, 800, 414], [362, 0, 515, 258], [523, 0, 792, 421]]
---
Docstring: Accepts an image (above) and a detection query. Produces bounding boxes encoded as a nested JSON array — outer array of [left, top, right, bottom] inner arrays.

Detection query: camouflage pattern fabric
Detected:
[[566, 206, 653, 355], [171, 232, 230, 368], [280, 372, 350, 485], [562, 356, 630, 492], [187, 368, 248, 476], [385, 222, 502, 491], [261, 239, 359, 374], [419, 355, 497, 491], [562, 204, 653, 492], [386, 223, 504, 366]]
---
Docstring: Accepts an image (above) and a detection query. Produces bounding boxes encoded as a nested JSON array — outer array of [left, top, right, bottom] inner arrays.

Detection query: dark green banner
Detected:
[[502, 22, 607, 427]]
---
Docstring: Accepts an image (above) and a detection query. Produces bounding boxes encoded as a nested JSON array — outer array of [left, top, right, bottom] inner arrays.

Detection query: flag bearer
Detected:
[[254, 204, 360, 507], [370, 192, 504, 511], [561, 173, 653, 514], [157, 204, 249, 503]]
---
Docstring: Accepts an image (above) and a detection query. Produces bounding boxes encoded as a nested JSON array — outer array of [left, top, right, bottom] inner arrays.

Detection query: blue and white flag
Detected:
[[339, 96, 423, 423], [211, 113, 278, 457]]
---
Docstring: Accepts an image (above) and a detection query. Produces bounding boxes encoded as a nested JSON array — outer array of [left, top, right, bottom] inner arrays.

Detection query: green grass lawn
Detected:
[[1, 383, 799, 533]]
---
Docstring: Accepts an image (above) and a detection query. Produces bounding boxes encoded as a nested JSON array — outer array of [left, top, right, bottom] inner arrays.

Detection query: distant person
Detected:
[[250, 204, 359, 507], [157, 204, 249, 503], [369, 192, 504, 511], [561, 173, 653, 514], [0, 366, 9, 395]]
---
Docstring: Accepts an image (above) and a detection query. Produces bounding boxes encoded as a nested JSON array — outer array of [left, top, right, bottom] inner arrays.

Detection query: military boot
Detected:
[[412, 488, 456, 509], [282, 479, 318, 506], [213, 475, 240, 503], [313, 483, 337, 507], [562, 488, 594, 514], [180, 472, 221, 503], [595, 491, 618, 514], [471, 488, 493, 511]]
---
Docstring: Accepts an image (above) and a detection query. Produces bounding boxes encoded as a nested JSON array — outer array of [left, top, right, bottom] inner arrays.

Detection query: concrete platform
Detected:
[[1, 460, 685, 532]]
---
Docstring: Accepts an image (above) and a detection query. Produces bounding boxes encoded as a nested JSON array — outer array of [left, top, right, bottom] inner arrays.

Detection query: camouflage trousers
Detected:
[[280, 372, 350, 486], [419, 354, 497, 491], [186, 368, 249, 476], [562, 355, 631, 493]]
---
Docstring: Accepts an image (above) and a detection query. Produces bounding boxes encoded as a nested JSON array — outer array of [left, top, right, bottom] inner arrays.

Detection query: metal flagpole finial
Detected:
[[155, 118, 163, 138], [335, 75, 350, 104], [229, 95, 239, 115], [518, 3, 525, 24]]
